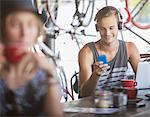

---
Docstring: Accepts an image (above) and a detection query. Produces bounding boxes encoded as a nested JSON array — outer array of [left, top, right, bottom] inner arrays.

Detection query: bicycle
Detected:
[[124, 0, 150, 30], [122, 0, 150, 45], [33, 0, 74, 102]]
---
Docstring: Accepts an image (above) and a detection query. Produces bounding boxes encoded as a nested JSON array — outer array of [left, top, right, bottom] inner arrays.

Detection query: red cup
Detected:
[[4, 43, 27, 64], [125, 88, 137, 99], [121, 79, 137, 88]]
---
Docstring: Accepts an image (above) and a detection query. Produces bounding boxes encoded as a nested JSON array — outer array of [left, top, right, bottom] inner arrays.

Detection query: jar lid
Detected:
[[111, 87, 126, 93], [96, 90, 112, 96]]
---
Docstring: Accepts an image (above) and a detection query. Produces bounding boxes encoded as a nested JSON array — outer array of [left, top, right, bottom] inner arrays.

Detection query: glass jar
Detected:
[[111, 87, 127, 107], [94, 90, 113, 108]]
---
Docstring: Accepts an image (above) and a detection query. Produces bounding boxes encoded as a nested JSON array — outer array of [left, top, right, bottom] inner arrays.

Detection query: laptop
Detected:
[[136, 61, 150, 89], [136, 62, 150, 98]]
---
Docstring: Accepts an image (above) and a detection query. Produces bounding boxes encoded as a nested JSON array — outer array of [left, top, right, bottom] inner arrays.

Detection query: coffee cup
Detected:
[[125, 88, 137, 100], [121, 79, 137, 88]]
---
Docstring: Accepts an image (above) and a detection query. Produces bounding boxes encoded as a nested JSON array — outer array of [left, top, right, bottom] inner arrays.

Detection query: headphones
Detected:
[[95, 6, 123, 32]]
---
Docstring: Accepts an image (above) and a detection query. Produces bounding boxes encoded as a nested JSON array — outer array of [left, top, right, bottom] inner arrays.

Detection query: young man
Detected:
[[78, 6, 140, 98], [0, 0, 63, 116]]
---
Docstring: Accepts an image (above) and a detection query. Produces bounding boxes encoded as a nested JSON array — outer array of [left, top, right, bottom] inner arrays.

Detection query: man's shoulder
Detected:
[[125, 41, 138, 58], [80, 42, 95, 51], [79, 42, 96, 58], [125, 41, 136, 49]]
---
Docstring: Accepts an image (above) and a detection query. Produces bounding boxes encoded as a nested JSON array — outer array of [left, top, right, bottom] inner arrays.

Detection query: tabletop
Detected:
[[63, 90, 150, 117]]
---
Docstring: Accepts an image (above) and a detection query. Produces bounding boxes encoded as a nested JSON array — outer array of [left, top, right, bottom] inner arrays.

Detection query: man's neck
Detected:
[[99, 39, 119, 53]]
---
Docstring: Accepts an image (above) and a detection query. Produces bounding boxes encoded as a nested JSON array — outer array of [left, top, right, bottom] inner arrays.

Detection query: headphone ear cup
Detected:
[[95, 24, 98, 32], [118, 21, 122, 30]]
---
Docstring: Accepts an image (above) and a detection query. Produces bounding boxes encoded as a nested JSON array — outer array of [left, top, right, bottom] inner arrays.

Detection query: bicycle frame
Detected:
[[124, 0, 150, 29]]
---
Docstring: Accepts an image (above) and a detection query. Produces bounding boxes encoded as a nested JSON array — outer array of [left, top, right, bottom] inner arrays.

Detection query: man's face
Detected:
[[4, 11, 39, 45], [97, 14, 118, 44]]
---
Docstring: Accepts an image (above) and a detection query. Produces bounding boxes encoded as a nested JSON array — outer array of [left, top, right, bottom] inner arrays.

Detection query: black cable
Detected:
[[125, 26, 150, 45]]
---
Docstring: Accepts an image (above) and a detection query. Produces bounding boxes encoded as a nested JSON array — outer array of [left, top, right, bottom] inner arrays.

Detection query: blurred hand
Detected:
[[33, 54, 57, 77], [18, 53, 57, 81], [92, 61, 110, 76], [3, 52, 56, 90]]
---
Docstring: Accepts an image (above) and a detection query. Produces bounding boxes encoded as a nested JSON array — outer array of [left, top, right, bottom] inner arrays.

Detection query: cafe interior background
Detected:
[[36, 0, 150, 102]]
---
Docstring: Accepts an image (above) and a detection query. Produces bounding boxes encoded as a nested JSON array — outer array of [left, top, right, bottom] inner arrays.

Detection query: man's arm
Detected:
[[78, 46, 99, 97], [126, 42, 140, 74], [78, 45, 109, 97]]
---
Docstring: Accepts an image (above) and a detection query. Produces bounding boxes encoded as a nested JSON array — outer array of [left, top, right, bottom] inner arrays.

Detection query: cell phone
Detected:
[[97, 55, 108, 64]]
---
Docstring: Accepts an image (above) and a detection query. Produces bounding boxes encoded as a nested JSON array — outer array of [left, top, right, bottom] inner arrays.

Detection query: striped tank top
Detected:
[[86, 40, 128, 92]]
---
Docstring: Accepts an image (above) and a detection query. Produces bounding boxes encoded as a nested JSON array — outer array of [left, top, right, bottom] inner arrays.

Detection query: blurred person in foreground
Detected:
[[0, 0, 63, 116], [78, 6, 140, 98], [0, 43, 5, 70], [0, 42, 5, 60]]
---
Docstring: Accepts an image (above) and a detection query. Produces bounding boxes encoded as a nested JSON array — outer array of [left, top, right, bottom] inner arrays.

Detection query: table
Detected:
[[63, 91, 150, 117]]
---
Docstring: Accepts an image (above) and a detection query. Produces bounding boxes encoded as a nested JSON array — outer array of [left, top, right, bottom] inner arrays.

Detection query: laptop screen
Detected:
[[136, 62, 150, 89]]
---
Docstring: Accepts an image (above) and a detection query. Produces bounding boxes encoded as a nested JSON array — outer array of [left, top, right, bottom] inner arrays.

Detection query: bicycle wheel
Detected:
[[71, 0, 95, 27]]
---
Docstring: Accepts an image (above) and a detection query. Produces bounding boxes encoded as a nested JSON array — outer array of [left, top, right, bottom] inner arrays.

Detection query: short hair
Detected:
[[94, 6, 121, 23]]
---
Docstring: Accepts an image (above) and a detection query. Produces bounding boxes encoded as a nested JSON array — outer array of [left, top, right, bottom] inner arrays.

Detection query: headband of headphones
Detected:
[[94, 6, 123, 31]]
